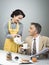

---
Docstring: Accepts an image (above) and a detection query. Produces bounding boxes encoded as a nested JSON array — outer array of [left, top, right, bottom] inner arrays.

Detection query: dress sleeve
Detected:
[[4, 22, 12, 38], [18, 23, 23, 36]]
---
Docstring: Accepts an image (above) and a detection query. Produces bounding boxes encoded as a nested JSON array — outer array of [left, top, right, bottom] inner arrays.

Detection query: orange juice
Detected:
[[32, 57, 37, 62]]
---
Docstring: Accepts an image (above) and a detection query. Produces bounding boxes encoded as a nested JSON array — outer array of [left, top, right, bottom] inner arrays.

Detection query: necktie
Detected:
[[33, 39, 36, 54]]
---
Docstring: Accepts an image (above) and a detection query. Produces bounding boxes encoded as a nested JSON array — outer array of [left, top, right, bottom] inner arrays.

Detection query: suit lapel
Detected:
[[28, 36, 33, 54], [29, 37, 32, 49]]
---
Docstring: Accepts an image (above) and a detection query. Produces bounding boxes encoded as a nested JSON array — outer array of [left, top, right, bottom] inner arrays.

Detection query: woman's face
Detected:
[[13, 15, 23, 23]]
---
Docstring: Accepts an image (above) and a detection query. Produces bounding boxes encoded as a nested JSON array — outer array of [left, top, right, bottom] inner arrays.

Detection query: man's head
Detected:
[[29, 22, 42, 36]]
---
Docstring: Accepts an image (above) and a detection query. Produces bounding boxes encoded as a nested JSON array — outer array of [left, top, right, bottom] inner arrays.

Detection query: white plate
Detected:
[[21, 47, 30, 49], [20, 60, 33, 64]]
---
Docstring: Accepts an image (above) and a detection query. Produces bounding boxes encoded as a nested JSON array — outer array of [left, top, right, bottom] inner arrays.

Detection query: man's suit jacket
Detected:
[[25, 35, 49, 55]]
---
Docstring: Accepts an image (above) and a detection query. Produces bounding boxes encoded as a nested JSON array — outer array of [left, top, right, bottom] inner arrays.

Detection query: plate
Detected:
[[20, 60, 33, 64], [20, 62, 33, 64], [20, 59, 33, 64], [21, 47, 30, 49]]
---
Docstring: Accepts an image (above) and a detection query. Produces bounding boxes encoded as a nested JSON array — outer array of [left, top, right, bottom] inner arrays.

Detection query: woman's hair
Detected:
[[11, 9, 25, 18]]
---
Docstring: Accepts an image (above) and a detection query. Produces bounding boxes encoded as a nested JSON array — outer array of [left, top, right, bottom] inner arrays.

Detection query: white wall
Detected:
[[0, 0, 49, 49]]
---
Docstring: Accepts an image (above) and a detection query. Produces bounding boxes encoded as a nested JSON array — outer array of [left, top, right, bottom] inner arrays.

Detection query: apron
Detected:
[[4, 21, 20, 53]]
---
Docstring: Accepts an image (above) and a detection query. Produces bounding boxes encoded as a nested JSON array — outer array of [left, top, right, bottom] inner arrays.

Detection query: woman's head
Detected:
[[11, 9, 25, 23]]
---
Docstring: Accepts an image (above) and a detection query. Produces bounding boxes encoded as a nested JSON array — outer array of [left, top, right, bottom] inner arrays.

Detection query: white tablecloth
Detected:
[[0, 50, 30, 65], [0, 50, 49, 65]]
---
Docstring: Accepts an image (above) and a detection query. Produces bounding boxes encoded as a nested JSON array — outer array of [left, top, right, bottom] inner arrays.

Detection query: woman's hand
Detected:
[[11, 34, 21, 39], [11, 34, 17, 38]]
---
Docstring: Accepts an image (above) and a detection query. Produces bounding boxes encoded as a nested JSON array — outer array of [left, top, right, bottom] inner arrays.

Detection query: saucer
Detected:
[[21, 47, 30, 49]]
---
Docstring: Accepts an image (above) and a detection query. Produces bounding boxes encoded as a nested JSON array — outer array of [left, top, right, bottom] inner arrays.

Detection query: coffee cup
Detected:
[[23, 43, 28, 49]]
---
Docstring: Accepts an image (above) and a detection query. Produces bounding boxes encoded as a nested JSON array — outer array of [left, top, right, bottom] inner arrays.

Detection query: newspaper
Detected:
[[30, 48, 49, 57]]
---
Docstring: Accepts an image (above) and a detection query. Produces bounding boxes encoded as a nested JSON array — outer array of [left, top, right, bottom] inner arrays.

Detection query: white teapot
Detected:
[[14, 35, 23, 44]]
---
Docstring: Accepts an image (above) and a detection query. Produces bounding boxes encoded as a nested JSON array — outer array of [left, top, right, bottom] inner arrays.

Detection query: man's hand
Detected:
[[18, 46, 24, 53]]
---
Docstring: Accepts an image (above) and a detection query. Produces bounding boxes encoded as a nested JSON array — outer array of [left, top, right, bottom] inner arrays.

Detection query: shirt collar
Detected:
[[32, 35, 40, 40]]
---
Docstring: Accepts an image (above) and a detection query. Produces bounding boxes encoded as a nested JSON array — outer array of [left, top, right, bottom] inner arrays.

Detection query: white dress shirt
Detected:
[[31, 35, 40, 54]]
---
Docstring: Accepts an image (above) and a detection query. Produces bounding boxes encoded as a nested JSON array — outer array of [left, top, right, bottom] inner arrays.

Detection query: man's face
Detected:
[[29, 25, 37, 36]]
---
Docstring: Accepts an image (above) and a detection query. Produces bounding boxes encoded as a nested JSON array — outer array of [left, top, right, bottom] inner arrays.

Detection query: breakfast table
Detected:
[[0, 50, 49, 65]]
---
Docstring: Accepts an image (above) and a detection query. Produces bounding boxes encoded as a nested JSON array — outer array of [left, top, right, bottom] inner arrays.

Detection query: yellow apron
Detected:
[[4, 21, 20, 53]]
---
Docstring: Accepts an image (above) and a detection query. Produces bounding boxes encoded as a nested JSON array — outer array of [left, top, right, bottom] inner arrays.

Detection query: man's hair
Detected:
[[11, 9, 25, 18], [31, 22, 42, 34]]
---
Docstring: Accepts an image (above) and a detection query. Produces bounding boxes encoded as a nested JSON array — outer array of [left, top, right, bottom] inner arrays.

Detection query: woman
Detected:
[[4, 9, 25, 53]]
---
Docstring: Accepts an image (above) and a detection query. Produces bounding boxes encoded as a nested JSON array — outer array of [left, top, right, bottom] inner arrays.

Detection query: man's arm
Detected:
[[46, 37, 49, 48]]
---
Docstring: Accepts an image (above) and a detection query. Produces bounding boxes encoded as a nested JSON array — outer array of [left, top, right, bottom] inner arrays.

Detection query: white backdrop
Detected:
[[0, 0, 49, 49]]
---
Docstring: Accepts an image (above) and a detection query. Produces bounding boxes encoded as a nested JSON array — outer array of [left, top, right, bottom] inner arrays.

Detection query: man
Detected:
[[20, 22, 49, 58]]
